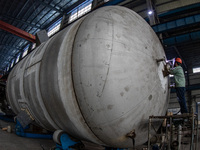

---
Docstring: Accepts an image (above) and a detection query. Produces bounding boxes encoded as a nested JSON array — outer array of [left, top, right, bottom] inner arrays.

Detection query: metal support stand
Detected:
[[53, 130, 82, 150], [148, 114, 198, 150], [177, 125, 182, 150], [35, 30, 49, 46], [126, 129, 136, 150], [15, 120, 52, 139], [195, 113, 199, 150], [190, 109, 194, 150], [169, 117, 172, 150]]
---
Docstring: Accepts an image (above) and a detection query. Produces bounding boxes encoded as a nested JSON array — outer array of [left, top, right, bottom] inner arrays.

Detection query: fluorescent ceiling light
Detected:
[[148, 10, 153, 15]]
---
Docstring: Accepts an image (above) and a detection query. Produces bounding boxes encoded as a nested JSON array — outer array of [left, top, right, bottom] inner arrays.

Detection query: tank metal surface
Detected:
[[6, 6, 169, 148]]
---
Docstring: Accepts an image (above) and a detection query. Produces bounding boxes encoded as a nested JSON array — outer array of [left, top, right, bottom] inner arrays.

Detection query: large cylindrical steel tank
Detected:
[[6, 6, 169, 148]]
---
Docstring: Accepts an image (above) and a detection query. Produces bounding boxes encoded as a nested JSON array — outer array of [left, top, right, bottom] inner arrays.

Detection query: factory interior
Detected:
[[0, 0, 200, 149]]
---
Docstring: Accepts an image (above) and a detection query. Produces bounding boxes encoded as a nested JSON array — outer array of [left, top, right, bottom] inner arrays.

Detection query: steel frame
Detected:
[[148, 113, 199, 150]]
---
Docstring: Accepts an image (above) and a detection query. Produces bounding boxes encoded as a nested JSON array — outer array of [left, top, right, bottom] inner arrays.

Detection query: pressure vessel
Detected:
[[6, 6, 169, 148]]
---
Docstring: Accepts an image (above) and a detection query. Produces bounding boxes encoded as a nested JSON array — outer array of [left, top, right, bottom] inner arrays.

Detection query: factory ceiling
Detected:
[[0, 0, 200, 75], [0, 0, 85, 74], [124, 0, 200, 71]]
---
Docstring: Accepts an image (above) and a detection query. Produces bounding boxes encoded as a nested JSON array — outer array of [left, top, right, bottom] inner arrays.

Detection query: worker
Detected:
[[164, 58, 188, 114]]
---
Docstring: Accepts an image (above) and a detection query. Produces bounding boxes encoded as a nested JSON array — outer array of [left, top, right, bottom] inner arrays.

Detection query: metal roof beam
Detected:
[[42, 0, 86, 30], [0, 55, 14, 61], [0, 44, 21, 50], [152, 14, 200, 33], [16, 0, 30, 18], [38, 0, 64, 15], [0, 20, 36, 43], [0, 52, 15, 58], [1, 15, 41, 29], [0, 33, 28, 44], [65, 0, 89, 12], [163, 30, 200, 46]]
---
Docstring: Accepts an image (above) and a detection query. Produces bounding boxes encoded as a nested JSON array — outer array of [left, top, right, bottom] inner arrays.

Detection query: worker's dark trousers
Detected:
[[176, 87, 188, 114]]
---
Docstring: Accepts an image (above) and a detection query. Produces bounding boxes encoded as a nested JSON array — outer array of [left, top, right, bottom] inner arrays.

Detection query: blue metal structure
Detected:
[[151, 11, 200, 45], [55, 133, 80, 150], [152, 14, 200, 33], [15, 120, 53, 139], [147, 2, 200, 48], [171, 83, 200, 93], [0, 114, 14, 122], [158, 3, 200, 18], [163, 30, 200, 45], [54, 134, 128, 150]]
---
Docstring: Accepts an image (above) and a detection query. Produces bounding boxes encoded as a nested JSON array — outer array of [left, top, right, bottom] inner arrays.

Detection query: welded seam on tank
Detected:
[[93, 15, 117, 131], [6, 77, 20, 114], [72, 11, 155, 125], [35, 36, 61, 129], [70, 17, 105, 144], [99, 19, 114, 98], [81, 37, 153, 58], [9, 54, 33, 115], [97, 81, 161, 125], [24, 44, 47, 70], [12, 53, 43, 126], [78, 12, 117, 124], [83, 35, 153, 58]]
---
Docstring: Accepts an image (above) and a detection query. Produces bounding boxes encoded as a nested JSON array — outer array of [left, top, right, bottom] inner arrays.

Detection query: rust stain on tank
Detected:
[[107, 105, 114, 110], [148, 95, 152, 101], [124, 86, 129, 92]]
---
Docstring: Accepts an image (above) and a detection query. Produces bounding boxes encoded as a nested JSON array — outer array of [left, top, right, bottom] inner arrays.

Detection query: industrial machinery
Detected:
[[6, 6, 169, 148]]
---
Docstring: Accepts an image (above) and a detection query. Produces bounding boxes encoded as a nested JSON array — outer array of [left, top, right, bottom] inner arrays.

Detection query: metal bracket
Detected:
[[53, 130, 82, 150], [126, 129, 136, 149]]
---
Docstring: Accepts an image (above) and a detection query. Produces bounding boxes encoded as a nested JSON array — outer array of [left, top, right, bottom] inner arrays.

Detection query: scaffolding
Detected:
[[147, 113, 199, 150]]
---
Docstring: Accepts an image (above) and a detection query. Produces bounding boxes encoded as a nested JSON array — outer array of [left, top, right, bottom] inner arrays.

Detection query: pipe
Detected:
[[178, 125, 182, 150]]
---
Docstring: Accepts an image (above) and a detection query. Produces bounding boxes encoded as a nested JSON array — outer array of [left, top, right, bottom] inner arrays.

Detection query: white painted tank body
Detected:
[[6, 6, 169, 148]]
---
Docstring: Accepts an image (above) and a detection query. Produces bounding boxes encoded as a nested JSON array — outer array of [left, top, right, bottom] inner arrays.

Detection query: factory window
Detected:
[[193, 67, 200, 73], [169, 74, 174, 77], [15, 55, 20, 63], [69, 0, 92, 23], [22, 49, 28, 58], [69, 12, 77, 22], [22, 45, 29, 58], [104, 0, 110, 2], [78, 3, 92, 18], [47, 18, 62, 37], [32, 43, 36, 50], [11, 60, 14, 68]]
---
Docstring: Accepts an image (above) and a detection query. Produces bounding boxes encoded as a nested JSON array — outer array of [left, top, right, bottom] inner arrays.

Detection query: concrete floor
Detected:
[[0, 119, 200, 150], [0, 120, 55, 150]]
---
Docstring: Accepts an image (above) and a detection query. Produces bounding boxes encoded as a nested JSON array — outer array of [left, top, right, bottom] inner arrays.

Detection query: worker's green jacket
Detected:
[[170, 66, 185, 87]]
